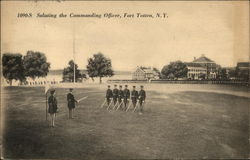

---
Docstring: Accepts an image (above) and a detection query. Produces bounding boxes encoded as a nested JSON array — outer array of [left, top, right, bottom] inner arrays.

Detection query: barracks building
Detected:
[[185, 54, 220, 80]]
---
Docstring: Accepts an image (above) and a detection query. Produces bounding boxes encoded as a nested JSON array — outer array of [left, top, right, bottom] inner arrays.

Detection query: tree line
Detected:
[[2, 51, 114, 85], [160, 61, 249, 81]]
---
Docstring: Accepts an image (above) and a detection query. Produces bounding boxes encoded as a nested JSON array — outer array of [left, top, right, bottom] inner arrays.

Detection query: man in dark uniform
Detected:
[[48, 89, 57, 127], [123, 85, 130, 110], [67, 88, 78, 119], [117, 85, 124, 109], [112, 84, 118, 106], [138, 85, 146, 114], [131, 86, 138, 109], [106, 85, 113, 106]]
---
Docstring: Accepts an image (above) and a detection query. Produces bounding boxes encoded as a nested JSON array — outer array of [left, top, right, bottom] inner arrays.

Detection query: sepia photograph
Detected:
[[1, 1, 249, 159]]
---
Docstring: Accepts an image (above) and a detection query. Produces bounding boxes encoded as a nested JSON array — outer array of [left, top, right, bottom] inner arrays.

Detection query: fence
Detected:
[[107, 79, 249, 86]]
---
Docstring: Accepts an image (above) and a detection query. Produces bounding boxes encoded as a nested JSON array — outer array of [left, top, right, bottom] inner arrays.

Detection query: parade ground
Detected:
[[2, 84, 249, 159]]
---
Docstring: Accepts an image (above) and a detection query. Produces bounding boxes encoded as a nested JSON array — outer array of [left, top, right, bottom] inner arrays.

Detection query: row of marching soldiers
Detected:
[[102, 84, 146, 114]]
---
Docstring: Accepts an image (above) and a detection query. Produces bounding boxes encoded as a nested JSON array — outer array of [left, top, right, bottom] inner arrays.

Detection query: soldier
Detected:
[[138, 85, 146, 114], [123, 85, 130, 110], [131, 86, 138, 108], [48, 89, 58, 127], [117, 85, 124, 109], [106, 85, 113, 106], [113, 84, 118, 106], [67, 88, 78, 119]]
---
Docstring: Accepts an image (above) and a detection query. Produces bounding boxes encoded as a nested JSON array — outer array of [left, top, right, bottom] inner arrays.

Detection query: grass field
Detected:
[[2, 84, 249, 159]]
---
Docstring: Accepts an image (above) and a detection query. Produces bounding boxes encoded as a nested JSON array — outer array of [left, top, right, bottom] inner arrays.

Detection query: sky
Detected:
[[1, 1, 249, 71]]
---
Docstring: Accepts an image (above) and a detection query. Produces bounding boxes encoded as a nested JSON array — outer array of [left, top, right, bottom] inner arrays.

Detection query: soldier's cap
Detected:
[[133, 86, 136, 88], [140, 85, 144, 88], [125, 85, 128, 87], [119, 85, 122, 87], [108, 85, 110, 87], [69, 88, 73, 91], [50, 89, 55, 94], [114, 84, 117, 87]]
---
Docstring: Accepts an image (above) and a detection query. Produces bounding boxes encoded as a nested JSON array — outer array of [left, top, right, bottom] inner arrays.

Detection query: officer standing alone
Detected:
[[138, 85, 146, 115], [67, 88, 78, 119], [48, 89, 58, 127]]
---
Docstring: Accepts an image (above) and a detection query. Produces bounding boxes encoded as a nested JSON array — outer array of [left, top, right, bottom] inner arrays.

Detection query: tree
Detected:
[[161, 61, 188, 79], [152, 67, 161, 79], [86, 53, 114, 83], [2, 53, 25, 85], [62, 60, 85, 82], [217, 68, 228, 80], [23, 51, 50, 79]]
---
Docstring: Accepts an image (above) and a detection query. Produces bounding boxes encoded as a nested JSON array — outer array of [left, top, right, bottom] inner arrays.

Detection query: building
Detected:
[[237, 62, 249, 70], [186, 54, 219, 80], [186, 63, 207, 80], [132, 66, 160, 80]]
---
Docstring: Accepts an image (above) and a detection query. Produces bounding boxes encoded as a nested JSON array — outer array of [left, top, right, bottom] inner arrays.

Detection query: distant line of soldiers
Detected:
[[103, 84, 146, 114]]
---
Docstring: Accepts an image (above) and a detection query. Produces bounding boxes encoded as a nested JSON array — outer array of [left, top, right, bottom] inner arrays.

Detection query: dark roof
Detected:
[[193, 55, 214, 63], [185, 62, 204, 67], [237, 62, 249, 68]]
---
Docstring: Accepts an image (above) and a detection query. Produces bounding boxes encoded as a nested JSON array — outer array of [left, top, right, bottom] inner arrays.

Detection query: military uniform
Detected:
[[106, 88, 113, 105], [131, 89, 138, 108], [48, 95, 57, 114], [67, 91, 77, 118], [123, 88, 130, 109], [67, 92, 77, 109], [118, 89, 124, 104], [138, 89, 146, 112], [113, 88, 119, 105]]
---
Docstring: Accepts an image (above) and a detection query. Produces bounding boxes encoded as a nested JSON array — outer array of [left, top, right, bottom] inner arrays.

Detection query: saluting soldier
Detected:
[[48, 89, 58, 127], [131, 86, 138, 108], [118, 85, 124, 108], [123, 85, 130, 110], [67, 88, 78, 119], [106, 85, 113, 106], [138, 85, 146, 114], [113, 84, 118, 105]]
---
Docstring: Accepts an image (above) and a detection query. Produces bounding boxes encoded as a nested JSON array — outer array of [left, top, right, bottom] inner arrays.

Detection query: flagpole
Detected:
[[73, 27, 76, 83], [46, 92, 48, 121]]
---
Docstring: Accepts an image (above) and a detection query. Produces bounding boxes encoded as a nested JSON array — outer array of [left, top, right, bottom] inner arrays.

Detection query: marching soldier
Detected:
[[106, 85, 113, 106], [48, 89, 58, 127], [123, 85, 130, 110], [131, 86, 138, 108], [117, 85, 124, 109], [113, 84, 118, 106], [138, 85, 146, 114], [67, 88, 78, 119]]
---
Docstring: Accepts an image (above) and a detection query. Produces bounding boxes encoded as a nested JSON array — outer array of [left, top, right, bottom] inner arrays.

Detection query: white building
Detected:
[[132, 67, 160, 80]]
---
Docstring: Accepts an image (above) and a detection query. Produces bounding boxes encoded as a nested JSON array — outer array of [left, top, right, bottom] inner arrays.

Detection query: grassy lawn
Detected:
[[2, 85, 249, 159]]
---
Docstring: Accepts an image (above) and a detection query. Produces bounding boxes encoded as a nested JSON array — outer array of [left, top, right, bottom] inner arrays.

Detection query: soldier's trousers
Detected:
[[124, 98, 129, 108], [113, 97, 118, 105], [139, 99, 144, 112], [106, 97, 111, 105], [132, 99, 137, 108]]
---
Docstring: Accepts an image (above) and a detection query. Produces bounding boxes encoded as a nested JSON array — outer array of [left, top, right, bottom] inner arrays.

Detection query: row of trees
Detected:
[[62, 53, 114, 83], [2, 51, 50, 85], [2, 52, 114, 85]]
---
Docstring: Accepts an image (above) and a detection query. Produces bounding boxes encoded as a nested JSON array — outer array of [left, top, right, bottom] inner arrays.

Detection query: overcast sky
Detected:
[[1, 1, 249, 71]]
